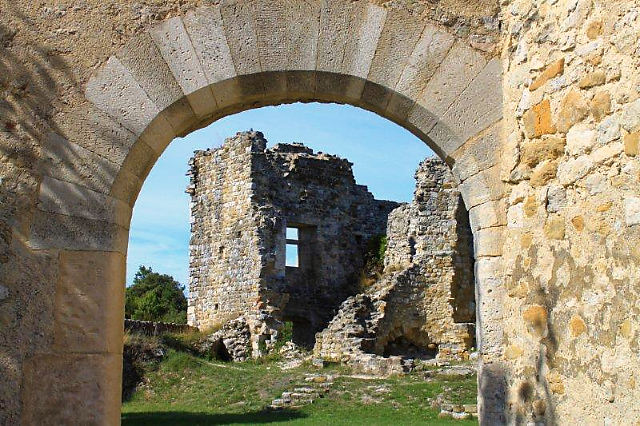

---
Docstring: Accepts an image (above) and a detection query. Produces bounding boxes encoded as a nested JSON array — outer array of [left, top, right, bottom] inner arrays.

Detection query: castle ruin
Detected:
[[187, 131, 475, 363]]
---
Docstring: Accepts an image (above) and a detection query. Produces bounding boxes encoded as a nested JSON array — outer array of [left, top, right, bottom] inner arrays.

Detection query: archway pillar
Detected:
[[21, 250, 125, 426]]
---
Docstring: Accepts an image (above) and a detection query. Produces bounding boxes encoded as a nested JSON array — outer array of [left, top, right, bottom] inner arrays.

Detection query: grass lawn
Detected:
[[122, 350, 478, 425]]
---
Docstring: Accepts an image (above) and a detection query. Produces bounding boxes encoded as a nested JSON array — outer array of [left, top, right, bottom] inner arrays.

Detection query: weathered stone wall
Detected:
[[314, 158, 476, 366], [187, 131, 399, 350], [187, 132, 264, 330], [498, 0, 640, 423]]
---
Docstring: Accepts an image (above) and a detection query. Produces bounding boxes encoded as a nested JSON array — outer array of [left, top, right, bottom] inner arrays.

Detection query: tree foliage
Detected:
[[125, 266, 187, 324]]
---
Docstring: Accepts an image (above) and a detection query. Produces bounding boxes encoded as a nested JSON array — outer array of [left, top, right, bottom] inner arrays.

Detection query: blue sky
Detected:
[[127, 102, 434, 286]]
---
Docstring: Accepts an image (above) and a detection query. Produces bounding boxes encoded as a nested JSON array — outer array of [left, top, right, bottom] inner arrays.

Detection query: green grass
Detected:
[[122, 349, 478, 425]]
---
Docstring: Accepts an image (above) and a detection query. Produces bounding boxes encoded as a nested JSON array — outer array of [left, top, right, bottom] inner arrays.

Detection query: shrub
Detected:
[[125, 265, 187, 324]]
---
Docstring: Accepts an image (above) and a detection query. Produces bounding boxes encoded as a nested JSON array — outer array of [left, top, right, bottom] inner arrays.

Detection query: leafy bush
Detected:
[[125, 266, 187, 324]]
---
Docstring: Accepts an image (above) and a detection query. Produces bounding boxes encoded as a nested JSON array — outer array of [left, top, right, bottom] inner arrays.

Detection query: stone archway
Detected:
[[8, 1, 506, 424]]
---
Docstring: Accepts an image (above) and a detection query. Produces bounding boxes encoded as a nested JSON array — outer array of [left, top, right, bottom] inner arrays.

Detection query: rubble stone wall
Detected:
[[314, 158, 476, 365]]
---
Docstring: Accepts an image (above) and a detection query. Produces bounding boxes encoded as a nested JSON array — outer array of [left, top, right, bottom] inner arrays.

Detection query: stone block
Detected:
[[450, 122, 502, 182], [440, 58, 503, 150], [522, 99, 556, 138], [22, 353, 122, 426], [620, 98, 640, 132], [529, 58, 565, 91], [418, 41, 487, 119], [459, 166, 505, 209], [578, 70, 606, 88], [556, 89, 589, 134], [624, 132, 639, 156], [109, 168, 144, 207], [54, 251, 125, 354], [590, 91, 611, 122], [395, 24, 455, 100], [55, 103, 137, 167], [284, 0, 321, 71], [342, 3, 387, 79], [367, 8, 425, 90], [119, 139, 159, 182], [405, 104, 440, 154], [520, 136, 565, 168], [317, 1, 358, 74], [116, 32, 198, 135], [314, 72, 365, 106], [150, 17, 216, 118], [468, 199, 508, 231], [37, 132, 119, 196], [183, 6, 237, 84], [473, 227, 505, 258], [624, 197, 640, 226], [220, 0, 262, 76], [38, 177, 132, 228], [85, 56, 164, 138], [530, 160, 558, 187], [427, 121, 464, 159], [29, 210, 128, 253]]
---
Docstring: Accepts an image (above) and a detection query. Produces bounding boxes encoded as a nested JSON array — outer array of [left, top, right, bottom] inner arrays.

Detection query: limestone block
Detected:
[[29, 210, 128, 253], [427, 121, 464, 159], [183, 6, 236, 84], [620, 98, 640, 132], [220, 0, 261, 76], [116, 32, 198, 135], [404, 104, 440, 155], [624, 197, 640, 226], [254, 1, 290, 73], [557, 155, 594, 185], [522, 99, 556, 138], [55, 103, 137, 167], [519, 136, 565, 168], [529, 58, 565, 91], [473, 227, 505, 258], [85, 56, 166, 138], [283, 0, 321, 71], [439, 58, 502, 151], [395, 24, 455, 100], [418, 41, 487, 120], [150, 17, 216, 118], [566, 125, 596, 155], [367, 8, 425, 91], [109, 168, 144, 207], [37, 132, 119, 196], [459, 166, 505, 209], [38, 177, 132, 228], [590, 91, 611, 122], [624, 132, 639, 156], [468, 199, 508, 231], [54, 251, 125, 354], [22, 353, 122, 426], [119, 140, 159, 182], [556, 89, 589, 134], [317, 1, 358, 74], [342, 3, 387, 80], [450, 122, 502, 182]]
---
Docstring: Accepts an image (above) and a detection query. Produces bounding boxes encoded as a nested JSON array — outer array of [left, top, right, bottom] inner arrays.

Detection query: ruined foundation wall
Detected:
[[314, 158, 476, 365]]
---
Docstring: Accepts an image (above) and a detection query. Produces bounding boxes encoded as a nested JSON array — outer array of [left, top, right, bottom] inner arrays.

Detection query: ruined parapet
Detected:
[[314, 158, 475, 369]]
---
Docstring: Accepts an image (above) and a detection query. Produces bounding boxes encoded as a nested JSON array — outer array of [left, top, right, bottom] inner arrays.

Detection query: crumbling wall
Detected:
[[314, 158, 475, 367], [188, 131, 399, 351], [186, 132, 264, 331]]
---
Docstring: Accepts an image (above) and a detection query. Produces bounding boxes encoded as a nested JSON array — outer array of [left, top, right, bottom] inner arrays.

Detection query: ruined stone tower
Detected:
[[187, 131, 399, 350]]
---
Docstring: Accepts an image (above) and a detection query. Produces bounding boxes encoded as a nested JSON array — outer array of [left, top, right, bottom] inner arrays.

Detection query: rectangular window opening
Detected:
[[286, 226, 300, 268], [286, 243, 299, 267]]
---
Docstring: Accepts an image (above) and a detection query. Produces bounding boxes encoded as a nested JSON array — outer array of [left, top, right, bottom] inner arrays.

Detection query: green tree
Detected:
[[125, 266, 187, 324]]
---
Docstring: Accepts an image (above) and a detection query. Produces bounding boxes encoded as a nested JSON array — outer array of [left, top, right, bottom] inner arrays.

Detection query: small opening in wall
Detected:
[[286, 244, 299, 267], [213, 303, 219, 310], [286, 226, 300, 268]]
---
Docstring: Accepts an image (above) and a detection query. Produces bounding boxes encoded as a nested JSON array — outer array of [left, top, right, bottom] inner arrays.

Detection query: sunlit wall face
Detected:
[[127, 102, 433, 288]]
